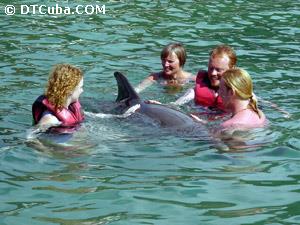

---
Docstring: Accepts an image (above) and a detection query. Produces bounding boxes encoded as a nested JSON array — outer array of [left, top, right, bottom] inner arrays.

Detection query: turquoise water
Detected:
[[1, 1, 300, 224]]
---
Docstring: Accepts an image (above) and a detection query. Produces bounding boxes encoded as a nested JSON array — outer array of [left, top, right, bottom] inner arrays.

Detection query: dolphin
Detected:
[[114, 71, 205, 130]]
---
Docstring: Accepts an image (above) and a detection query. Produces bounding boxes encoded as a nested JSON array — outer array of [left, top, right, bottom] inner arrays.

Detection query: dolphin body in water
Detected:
[[114, 71, 207, 134]]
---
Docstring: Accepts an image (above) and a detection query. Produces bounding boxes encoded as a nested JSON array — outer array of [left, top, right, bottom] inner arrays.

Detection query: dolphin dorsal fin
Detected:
[[114, 71, 141, 106]]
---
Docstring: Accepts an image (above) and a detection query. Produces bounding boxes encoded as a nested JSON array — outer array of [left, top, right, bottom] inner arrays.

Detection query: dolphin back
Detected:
[[113, 72, 206, 135], [114, 71, 141, 106], [140, 102, 195, 127]]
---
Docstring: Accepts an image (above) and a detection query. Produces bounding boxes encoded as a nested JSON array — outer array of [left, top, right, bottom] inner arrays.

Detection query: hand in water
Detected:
[[190, 114, 207, 124], [26, 121, 62, 139], [144, 100, 162, 104]]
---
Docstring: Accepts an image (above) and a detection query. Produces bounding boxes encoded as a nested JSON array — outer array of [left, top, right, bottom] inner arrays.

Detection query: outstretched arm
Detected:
[[37, 114, 61, 131], [135, 74, 156, 93], [28, 114, 61, 139], [257, 96, 291, 118], [172, 88, 195, 105], [190, 113, 207, 124]]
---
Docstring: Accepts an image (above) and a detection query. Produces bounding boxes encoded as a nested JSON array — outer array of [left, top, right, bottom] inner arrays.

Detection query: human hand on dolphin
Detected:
[[144, 100, 162, 104], [190, 114, 207, 124]]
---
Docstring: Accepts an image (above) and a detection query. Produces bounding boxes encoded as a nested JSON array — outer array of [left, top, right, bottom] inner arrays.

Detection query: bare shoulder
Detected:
[[183, 71, 196, 81]]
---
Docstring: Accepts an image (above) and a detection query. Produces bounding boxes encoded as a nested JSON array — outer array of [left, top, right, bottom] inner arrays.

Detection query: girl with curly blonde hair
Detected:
[[32, 64, 84, 132]]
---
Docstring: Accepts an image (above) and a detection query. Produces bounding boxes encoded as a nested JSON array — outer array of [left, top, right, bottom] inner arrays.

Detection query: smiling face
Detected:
[[161, 52, 182, 77], [207, 55, 230, 88]]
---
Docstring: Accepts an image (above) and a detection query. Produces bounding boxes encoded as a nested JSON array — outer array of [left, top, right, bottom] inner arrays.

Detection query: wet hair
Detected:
[[45, 64, 83, 109], [160, 43, 187, 67], [210, 45, 237, 69], [222, 68, 262, 118]]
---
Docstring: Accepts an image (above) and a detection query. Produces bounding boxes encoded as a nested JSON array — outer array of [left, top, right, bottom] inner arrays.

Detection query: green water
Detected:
[[1, 1, 300, 224]]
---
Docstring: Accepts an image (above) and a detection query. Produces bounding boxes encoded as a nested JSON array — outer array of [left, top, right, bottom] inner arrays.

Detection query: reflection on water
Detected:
[[0, 0, 300, 224]]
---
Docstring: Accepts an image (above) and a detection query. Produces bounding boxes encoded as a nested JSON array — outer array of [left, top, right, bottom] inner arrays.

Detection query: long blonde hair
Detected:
[[45, 64, 83, 109], [222, 68, 262, 118]]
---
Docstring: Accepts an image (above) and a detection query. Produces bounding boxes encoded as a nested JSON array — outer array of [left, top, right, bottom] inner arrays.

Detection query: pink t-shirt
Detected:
[[221, 109, 267, 130]]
